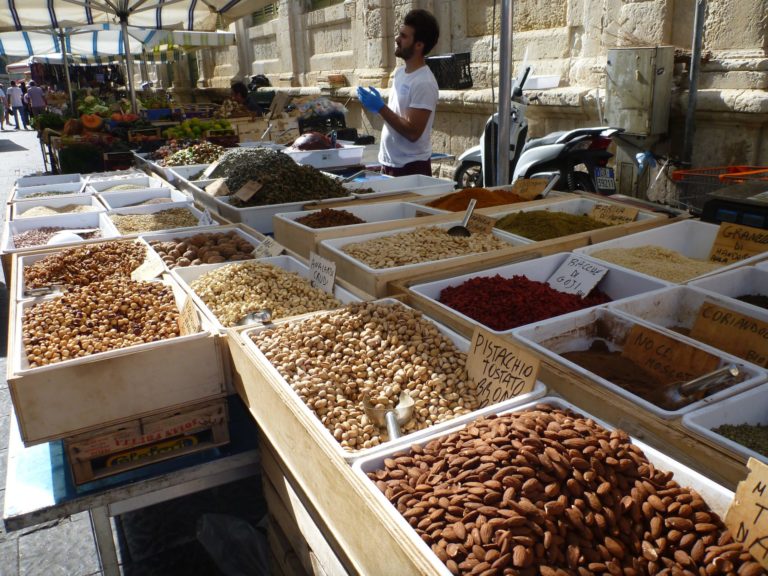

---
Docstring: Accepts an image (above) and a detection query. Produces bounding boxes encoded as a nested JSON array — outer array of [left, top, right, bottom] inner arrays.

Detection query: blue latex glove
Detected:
[[357, 86, 384, 114]]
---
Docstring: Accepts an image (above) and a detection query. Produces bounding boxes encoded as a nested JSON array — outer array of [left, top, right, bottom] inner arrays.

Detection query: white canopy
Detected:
[[10, 48, 182, 68]]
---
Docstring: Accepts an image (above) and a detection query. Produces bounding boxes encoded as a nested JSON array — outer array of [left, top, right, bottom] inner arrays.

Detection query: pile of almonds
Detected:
[[149, 231, 255, 267], [24, 241, 146, 289], [368, 404, 764, 575]]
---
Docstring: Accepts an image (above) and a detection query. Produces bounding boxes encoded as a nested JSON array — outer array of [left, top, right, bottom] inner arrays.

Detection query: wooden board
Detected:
[[227, 333, 440, 575]]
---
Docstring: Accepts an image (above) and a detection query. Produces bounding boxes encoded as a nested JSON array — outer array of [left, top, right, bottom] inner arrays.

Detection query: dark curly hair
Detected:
[[404, 9, 439, 55]]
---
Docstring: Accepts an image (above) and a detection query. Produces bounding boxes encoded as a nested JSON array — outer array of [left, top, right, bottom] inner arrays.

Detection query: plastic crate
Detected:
[[670, 165, 765, 212], [425, 52, 473, 90], [298, 112, 346, 135], [719, 167, 768, 183]]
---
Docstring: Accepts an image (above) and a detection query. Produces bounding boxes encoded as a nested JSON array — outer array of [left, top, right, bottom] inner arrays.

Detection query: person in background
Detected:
[[26, 81, 47, 118], [357, 9, 440, 177], [230, 81, 264, 116], [0, 83, 7, 131], [7, 81, 28, 130]]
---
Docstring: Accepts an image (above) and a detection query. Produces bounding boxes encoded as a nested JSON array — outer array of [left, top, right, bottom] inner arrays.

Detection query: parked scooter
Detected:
[[454, 66, 621, 194]]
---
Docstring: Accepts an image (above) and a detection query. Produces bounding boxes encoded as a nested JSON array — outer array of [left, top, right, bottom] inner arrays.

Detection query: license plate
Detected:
[[595, 167, 616, 190]]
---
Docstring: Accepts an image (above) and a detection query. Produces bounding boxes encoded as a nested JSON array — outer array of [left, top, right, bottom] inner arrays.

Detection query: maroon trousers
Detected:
[[380, 159, 432, 177]]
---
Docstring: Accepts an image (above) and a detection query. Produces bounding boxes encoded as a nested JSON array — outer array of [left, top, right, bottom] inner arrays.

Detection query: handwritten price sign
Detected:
[[309, 251, 336, 294], [725, 458, 768, 570]]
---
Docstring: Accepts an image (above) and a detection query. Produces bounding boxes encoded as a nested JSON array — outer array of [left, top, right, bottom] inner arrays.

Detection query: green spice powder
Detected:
[[494, 210, 610, 241]]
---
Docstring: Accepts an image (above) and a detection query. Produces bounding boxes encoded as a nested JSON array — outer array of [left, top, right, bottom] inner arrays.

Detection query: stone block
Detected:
[[704, 0, 768, 51], [699, 70, 768, 90], [512, 28, 571, 60], [515, 0, 567, 31], [617, 1, 671, 45]]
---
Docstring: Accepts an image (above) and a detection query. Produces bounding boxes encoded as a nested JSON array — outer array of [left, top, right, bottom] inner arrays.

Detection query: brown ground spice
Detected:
[[426, 187, 526, 211]]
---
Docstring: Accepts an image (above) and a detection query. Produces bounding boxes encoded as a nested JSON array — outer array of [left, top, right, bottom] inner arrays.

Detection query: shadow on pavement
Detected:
[[0, 139, 28, 152]]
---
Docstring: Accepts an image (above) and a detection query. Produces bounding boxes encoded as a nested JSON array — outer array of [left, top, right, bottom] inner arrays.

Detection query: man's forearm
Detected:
[[379, 106, 423, 142]]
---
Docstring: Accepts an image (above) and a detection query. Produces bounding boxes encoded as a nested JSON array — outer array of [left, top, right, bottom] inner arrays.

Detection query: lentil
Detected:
[[22, 278, 180, 367], [427, 188, 527, 211], [494, 210, 609, 240], [17, 204, 98, 218], [190, 261, 340, 327], [149, 231, 255, 267], [24, 241, 146, 289], [368, 404, 763, 575], [251, 302, 478, 450], [439, 275, 611, 331], [342, 227, 508, 269], [110, 208, 200, 234], [12, 227, 101, 249], [736, 293, 768, 310], [591, 245, 722, 283], [295, 208, 366, 228], [712, 423, 768, 457]]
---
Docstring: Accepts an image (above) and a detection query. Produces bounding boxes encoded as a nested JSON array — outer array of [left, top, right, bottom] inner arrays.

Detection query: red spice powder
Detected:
[[438, 274, 611, 331]]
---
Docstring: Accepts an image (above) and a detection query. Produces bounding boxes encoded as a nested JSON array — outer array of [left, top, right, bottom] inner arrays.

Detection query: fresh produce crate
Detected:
[[352, 396, 736, 576], [425, 52, 473, 90], [64, 397, 229, 485], [103, 151, 136, 171], [11, 194, 106, 220], [512, 307, 766, 419], [682, 382, 768, 465], [204, 129, 239, 148], [272, 201, 453, 259], [142, 108, 173, 121], [406, 251, 670, 338], [7, 272, 227, 445]]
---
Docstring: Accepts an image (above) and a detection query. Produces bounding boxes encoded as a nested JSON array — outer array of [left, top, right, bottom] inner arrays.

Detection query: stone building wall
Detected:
[[228, 0, 767, 195]]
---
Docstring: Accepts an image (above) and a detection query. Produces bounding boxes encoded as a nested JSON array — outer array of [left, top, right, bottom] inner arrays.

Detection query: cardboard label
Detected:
[[201, 161, 220, 179], [131, 256, 165, 281], [690, 302, 768, 367], [620, 324, 721, 386], [309, 251, 336, 294], [725, 458, 768, 570], [546, 255, 609, 297], [467, 214, 497, 235], [199, 208, 215, 227], [590, 203, 640, 225], [204, 179, 230, 197], [178, 298, 201, 336], [511, 178, 548, 200], [709, 223, 768, 264], [252, 237, 285, 259], [467, 329, 540, 408], [234, 180, 263, 203]]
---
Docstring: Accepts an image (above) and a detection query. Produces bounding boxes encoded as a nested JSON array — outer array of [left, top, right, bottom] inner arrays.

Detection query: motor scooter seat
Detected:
[[523, 131, 567, 151]]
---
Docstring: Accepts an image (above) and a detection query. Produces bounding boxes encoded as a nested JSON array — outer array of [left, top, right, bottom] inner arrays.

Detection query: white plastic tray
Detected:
[[107, 202, 207, 236], [98, 187, 189, 210], [239, 298, 547, 463], [282, 144, 365, 169], [2, 212, 120, 253], [410, 252, 670, 334], [343, 174, 455, 199], [512, 307, 766, 418], [166, 164, 211, 183], [170, 255, 362, 332], [682, 382, 768, 464], [86, 175, 165, 193], [608, 285, 768, 368], [12, 181, 88, 202], [573, 220, 764, 282], [689, 267, 768, 317], [17, 173, 82, 188], [319, 221, 532, 275], [213, 193, 355, 235], [352, 395, 734, 576], [12, 194, 106, 220], [85, 169, 147, 182]]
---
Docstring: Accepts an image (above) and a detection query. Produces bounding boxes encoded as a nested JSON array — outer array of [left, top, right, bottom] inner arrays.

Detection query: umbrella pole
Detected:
[[120, 18, 138, 113], [58, 29, 75, 115]]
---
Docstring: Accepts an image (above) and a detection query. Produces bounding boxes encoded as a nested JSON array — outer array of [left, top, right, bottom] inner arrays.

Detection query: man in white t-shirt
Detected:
[[357, 9, 439, 177], [6, 81, 28, 130]]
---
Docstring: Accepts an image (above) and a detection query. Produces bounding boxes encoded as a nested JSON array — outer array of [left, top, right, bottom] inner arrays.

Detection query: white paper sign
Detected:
[[252, 237, 285, 258], [199, 209, 215, 227], [309, 251, 336, 294], [546, 255, 609, 297]]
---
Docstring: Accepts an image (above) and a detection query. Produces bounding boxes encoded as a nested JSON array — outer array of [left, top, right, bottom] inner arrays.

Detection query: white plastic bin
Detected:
[[343, 174, 455, 199], [17, 173, 82, 188], [12, 181, 88, 202], [107, 202, 207, 236], [98, 187, 189, 210], [689, 267, 768, 317], [2, 212, 119, 253], [282, 144, 365, 169], [86, 175, 165, 193], [12, 195, 106, 220]]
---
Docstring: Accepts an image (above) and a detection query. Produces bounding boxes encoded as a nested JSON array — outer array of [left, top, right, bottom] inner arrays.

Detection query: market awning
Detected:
[[22, 48, 183, 67]]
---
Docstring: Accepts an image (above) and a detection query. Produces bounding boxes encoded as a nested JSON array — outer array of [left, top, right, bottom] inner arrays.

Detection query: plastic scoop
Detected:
[[662, 363, 741, 408], [237, 308, 273, 326], [363, 391, 415, 441], [447, 198, 478, 237]]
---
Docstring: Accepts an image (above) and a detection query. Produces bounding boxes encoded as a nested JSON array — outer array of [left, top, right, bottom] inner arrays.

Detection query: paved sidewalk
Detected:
[[0, 129, 267, 576]]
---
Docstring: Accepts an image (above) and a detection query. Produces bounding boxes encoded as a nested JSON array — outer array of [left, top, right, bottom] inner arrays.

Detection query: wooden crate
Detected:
[[64, 398, 229, 484]]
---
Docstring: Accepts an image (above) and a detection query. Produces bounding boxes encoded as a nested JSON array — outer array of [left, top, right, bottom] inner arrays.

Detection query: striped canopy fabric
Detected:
[[14, 48, 182, 67], [0, 0, 253, 32]]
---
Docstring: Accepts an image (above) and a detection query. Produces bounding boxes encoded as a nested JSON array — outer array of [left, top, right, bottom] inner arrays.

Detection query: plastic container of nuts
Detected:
[[2, 212, 120, 253], [238, 299, 547, 463], [512, 307, 767, 419], [351, 396, 738, 576], [98, 187, 190, 210], [171, 256, 362, 332], [12, 194, 107, 220]]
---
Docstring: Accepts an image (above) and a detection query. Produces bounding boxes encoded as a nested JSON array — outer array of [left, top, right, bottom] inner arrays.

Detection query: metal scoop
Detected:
[[363, 391, 415, 440], [662, 363, 741, 408], [236, 308, 273, 326], [447, 198, 478, 237]]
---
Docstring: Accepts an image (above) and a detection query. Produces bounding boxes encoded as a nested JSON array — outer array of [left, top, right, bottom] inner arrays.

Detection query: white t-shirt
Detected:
[[378, 65, 439, 168], [7, 86, 23, 107]]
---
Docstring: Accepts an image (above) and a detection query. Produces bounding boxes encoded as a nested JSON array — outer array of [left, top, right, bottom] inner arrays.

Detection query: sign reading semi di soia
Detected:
[[709, 223, 768, 264]]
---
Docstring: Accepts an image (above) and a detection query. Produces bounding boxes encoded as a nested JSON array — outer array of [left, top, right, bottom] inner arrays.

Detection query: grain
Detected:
[[591, 245, 721, 282], [110, 208, 200, 234], [342, 227, 509, 269], [189, 261, 340, 326], [17, 204, 98, 218], [251, 302, 478, 450]]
